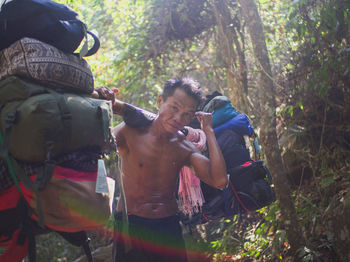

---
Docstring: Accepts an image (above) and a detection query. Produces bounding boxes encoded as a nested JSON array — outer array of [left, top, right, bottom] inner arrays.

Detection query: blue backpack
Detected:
[[180, 93, 275, 225]]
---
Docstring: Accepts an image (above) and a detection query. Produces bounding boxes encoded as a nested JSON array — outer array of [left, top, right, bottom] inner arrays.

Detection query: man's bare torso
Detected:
[[115, 123, 196, 218]]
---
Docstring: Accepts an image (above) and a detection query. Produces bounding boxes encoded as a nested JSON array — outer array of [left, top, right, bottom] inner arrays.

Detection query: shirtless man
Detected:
[[97, 77, 227, 262]]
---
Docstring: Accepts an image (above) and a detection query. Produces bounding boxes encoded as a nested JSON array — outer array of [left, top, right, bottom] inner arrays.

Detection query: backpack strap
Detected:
[[85, 31, 100, 56], [16, 197, 41, 262], [58, 231, 93, 262], [97, 103, 112, 144], [10, 158, 46, 227], [228, 180, 249, 212], [1, 124, 54, 227], [78, 21, 100, 58], [0, 127, 22, 194], [82, 237, 93, 262], [34, 160, 56, 191], [53, 93, 72, 148], [0, 110, 17, 160], [15, 197, 52, 262], [79, 30, 100, 58]]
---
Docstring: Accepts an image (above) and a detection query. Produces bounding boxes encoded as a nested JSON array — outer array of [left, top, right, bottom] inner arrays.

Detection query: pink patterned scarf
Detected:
[[178, 127, 206, 217]]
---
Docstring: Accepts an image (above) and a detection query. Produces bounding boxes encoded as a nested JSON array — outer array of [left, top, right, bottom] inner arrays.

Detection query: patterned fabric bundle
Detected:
[[0, 38, 94, 94], [178, 127, 206, 217]]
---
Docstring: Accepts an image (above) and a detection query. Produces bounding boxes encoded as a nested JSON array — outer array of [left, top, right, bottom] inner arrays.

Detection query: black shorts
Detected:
[[113, 213, 187, 262]]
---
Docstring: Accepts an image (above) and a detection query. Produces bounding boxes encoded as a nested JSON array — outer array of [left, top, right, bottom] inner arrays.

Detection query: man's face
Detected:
[[157, 88, 198, 134]]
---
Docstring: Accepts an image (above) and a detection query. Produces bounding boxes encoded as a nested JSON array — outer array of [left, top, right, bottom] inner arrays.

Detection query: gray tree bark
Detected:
[[238, 0, 306, 257], [210, 0, 249, 113]]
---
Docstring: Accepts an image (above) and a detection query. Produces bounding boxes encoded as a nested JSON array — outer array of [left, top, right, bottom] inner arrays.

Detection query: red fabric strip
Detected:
[[229, 180, 249, 212], [53, 166, 97, 181], [240, 161, 252, 167]]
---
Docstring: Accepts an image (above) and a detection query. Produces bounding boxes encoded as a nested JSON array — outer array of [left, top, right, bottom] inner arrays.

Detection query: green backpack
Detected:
[[0, 76, 115, 234], [0, 76, 115, 163]]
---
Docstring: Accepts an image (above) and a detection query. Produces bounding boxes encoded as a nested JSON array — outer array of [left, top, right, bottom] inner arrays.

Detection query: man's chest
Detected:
[[125, 134, 189, 170]]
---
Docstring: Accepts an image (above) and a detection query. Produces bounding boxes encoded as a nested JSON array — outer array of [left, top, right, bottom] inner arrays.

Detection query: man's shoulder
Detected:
[[113, 122, 150, 137], [113, 122, 126, 136]]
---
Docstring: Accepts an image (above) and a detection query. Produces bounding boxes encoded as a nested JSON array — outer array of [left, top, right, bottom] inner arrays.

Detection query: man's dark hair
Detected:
[[162, 77, 205, 108]]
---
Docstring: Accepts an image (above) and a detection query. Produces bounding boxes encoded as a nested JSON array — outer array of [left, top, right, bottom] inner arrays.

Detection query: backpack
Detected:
[[198, 160, 274, 221], [180, 93, 275, 226], [0, 76, 115, 163], [0, 74, 115, 261], [0, 0, 100, 57]]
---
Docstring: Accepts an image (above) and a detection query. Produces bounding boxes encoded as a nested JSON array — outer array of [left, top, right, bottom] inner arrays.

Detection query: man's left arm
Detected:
[[190, 112, 228, 189], [93, 86, 155, 127]]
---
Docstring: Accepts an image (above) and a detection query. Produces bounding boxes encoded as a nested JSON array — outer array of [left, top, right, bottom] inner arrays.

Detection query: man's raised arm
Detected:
[[190, 112, 228, 189], [93, 86, 155, 127]]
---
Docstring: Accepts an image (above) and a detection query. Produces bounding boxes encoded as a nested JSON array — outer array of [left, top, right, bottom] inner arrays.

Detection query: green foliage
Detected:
[[295, 194, 320, 231], [284, 0, 349, 95], [57, 0, 161, 112], [202, 204, 284, 261], [209, 216, 242, 254]]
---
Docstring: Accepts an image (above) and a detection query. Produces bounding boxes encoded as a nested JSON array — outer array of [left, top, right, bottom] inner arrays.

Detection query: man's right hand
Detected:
[[94, 86, 118, 102], [93, 86, 125, 115], [195, 111, 213, 134]]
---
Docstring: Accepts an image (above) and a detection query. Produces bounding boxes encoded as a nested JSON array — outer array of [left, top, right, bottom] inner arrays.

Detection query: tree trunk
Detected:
[[210, 0, 249, 113], [238, 0, 306, 256]]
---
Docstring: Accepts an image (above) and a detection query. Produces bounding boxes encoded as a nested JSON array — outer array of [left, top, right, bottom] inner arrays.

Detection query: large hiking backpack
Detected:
[[0, 0, 100, 56], [180, 93, 275, 225], [0, 7, 108, 256], [0, 76, 115, 163]]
